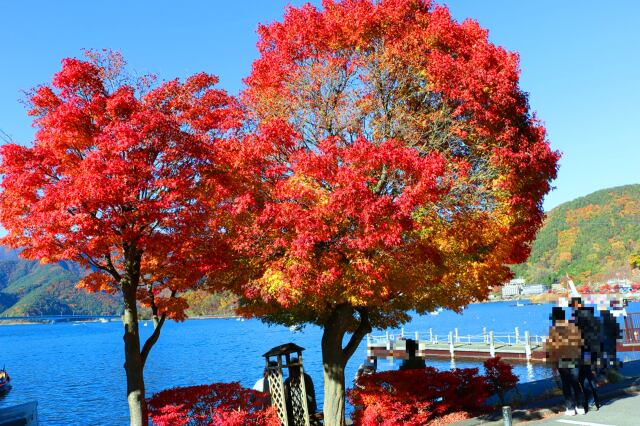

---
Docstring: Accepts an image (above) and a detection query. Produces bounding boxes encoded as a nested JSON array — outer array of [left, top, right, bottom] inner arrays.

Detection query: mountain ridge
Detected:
[[513, 183, 640, 284]]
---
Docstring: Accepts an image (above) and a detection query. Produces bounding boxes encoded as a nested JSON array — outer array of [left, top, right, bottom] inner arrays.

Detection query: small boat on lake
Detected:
[[0, 367, 11, 394], [289, 324, 302, 333]]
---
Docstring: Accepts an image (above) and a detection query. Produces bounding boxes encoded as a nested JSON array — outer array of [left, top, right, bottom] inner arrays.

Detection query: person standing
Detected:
[[570, 298, 601, 411], [545, 308, 586, 416]]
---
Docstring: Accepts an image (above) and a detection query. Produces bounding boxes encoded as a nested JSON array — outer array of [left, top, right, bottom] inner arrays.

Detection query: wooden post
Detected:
[[483, 327, 487, 343], [490, 331, 495, 357], [415, 331, 420, 341], [401, 327, 405, 338], [524, 330, 531, 360], [386, 331, 391, 350], [449, 331, 454, 357], [454, 327, 459, 343], [429, 328, 433, 343], [367, 333, 371, 346], [515, 327, 520, 344]]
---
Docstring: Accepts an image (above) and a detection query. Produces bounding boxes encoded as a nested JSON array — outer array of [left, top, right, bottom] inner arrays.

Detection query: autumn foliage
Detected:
[[349, 367, 491, 425], [235, 1, 559, 424], [0, 50, 243, 424], [147, 383, 279, 426], [238, 0, 559, 323], [348, 358, 518, 425], [0, 1, 559, 425], [0, 50, 241, 318]]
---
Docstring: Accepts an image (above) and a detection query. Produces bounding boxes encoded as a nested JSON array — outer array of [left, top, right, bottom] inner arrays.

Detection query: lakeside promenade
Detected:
[[457, 360, 640, 425]]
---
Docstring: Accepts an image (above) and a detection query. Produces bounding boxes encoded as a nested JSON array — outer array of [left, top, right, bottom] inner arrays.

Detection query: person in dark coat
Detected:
[[600, 308, 622, 370], [570, 298, 600, 411]]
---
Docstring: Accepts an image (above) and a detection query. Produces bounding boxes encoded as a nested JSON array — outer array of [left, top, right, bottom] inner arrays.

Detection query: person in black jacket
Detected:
[[570, 298, 600, 411]]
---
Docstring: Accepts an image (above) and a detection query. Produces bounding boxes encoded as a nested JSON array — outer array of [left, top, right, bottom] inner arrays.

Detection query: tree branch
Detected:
[[373, 165, 388, 194], [343, 307, 371, 360], [140, 289, 176, 367], [104, 253, 122, 282]]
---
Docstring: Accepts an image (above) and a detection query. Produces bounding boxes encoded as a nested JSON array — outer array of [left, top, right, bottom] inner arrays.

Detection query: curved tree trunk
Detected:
[[321, 305, 371, 426]]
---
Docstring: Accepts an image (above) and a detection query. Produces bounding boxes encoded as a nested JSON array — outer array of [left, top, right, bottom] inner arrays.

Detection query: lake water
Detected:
[[2, 300, 639, 425]]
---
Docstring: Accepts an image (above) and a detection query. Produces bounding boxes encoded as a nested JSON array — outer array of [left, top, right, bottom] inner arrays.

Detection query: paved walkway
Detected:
[[456, 360, 640, 425], [528, 391, 640, 426]]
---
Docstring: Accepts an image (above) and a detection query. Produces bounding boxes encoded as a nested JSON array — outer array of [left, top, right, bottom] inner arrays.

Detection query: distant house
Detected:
[[501, 278, 525, 298]]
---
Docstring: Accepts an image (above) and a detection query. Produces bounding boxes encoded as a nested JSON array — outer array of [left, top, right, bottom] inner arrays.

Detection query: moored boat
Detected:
[[0, 367, 11, 394]]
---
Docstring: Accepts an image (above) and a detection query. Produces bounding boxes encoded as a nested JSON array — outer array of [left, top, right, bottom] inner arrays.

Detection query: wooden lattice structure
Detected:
[[263, 343, 311, 426]]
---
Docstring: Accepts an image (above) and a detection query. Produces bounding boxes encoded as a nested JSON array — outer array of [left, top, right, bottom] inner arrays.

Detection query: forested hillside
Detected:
[[513, 184, 640, 284], [0, 255, 121, 316], [0, 249, 237, 317]]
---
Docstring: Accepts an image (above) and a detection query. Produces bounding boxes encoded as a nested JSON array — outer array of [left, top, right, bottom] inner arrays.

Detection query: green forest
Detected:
[[512, 184, 640, 284]]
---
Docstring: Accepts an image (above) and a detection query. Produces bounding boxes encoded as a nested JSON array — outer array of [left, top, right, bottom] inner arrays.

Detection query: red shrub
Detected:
[[349, 367, 491, 426], [483, 357, 519, 405], [147, 382, 280, 426]]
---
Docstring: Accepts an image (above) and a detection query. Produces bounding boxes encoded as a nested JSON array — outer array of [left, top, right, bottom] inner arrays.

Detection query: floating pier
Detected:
[[367, 320, 640, 363], [367, 327, 546, 362]]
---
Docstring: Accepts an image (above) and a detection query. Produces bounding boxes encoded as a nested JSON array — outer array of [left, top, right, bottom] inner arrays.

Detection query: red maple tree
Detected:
[[234, 1, 559, 424], [0, 50, 241, 425]]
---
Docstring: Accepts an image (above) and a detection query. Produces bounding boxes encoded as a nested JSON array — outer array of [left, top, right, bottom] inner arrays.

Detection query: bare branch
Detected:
[[0, 129, 14, 144]]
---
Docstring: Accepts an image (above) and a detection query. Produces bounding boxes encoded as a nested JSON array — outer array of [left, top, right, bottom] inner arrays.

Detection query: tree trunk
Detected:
[[121, 246, 146, 426], [123, 284, 146, 426], [321, 305, 371, 426], [322, 337, 347, 426]]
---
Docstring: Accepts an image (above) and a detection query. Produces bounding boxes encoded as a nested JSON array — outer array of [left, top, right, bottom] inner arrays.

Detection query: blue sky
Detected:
[[1, 0, 638, 211]]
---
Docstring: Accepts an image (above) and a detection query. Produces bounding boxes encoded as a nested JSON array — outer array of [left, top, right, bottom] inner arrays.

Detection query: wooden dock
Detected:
[[367, 328, 547, 363], [367, 323, 640, 363]]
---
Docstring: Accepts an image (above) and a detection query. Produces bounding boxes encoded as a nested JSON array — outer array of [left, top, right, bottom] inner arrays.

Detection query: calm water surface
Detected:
[[2, 301, 638, 425]]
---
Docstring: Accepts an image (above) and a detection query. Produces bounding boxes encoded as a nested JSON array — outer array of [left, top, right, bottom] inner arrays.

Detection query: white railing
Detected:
[[367, 329, 547, 347]]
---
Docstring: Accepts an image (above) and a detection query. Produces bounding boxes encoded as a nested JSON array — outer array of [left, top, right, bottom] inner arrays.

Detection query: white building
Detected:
[[501, 279, 525, 298], [521, 284, 547, 295]]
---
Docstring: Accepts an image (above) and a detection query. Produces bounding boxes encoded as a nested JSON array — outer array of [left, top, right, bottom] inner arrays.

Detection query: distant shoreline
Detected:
[[0, 313, 243, 326]]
